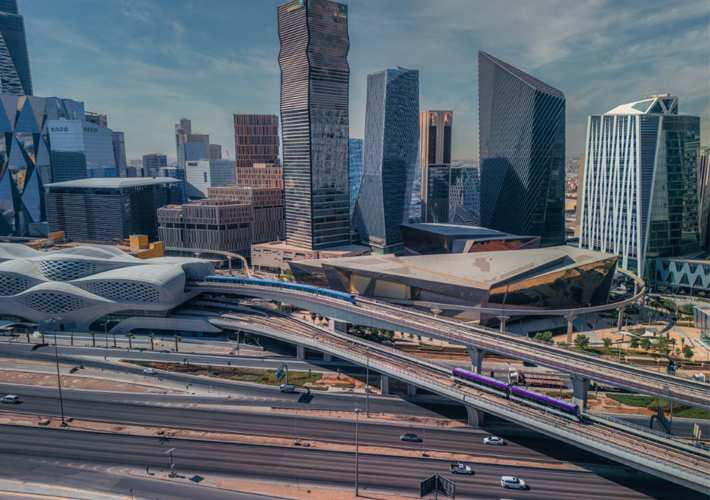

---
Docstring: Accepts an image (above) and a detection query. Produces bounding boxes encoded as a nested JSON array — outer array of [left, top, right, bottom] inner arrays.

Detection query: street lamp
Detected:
[[43, 317, 67, 427], [165, 447, 176, 477], [102, 320, 111, 349], [354, 407, 361, 497], [365, 347, 370, 418]]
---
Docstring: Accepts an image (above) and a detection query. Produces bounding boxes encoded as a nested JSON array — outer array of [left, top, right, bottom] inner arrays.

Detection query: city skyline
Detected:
[[22, 0, 710, 161]]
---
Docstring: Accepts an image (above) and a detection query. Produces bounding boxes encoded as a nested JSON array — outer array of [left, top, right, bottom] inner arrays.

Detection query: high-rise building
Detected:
[[579, 95, 701, 280], [142, 154, 167, 178], [111, 131, 127, 177], [478, 51, 566, 247], [46, 177, 182, 242], [47, 120, 118, 182], [278, 0, 350, 250], [175, 118, 217, 167], [355, 68, 419, 254], [175, 118, 191, 169], [208, 143, 222, 160], [348, 138, 363, 224], [161, 167, 187, 204], [233, 114, 280, 168], [84, 112, 107, 127], [449, 163, 480, 226], [185, 159, 236, 199], [236, 164, 283, 188], [699, 147, 710, 250], [420, 111, 453, 223], [0, 0, 32, 95]]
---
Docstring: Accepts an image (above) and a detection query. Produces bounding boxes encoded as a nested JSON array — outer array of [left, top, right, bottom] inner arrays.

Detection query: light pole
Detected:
[[354, 407, 361, 497], [365, 347, 370, 418], [45, 317, 67, 427], [165, 447, 176, 477], [102, 320, 110, 349]]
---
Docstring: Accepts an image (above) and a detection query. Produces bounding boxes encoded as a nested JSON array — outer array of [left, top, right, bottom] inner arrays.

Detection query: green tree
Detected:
[[534, 331, 553, 342], [574, 334, 590, 350], [680, 303, 695, 317], [683, 345, 694, 359], [629, 337, 640, 349], [654, 337, 670, 355], [603, 337, 613, 348], [640, 337, 651, 351]]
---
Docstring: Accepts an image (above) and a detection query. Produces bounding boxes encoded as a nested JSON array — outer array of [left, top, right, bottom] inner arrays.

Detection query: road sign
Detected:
[[276, 364, 286, 382], [694, 423, 702, 443], [420, 475, 455, 499], [656, 407, 671, 434]]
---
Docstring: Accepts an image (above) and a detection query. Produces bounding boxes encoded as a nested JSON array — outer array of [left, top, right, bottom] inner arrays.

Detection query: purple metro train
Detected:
[[452, 367, 581, 421]]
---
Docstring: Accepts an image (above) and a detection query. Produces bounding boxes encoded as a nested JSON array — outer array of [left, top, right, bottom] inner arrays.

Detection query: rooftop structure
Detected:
[[251, 240, 369, 272], [400, 223, 540, 255]]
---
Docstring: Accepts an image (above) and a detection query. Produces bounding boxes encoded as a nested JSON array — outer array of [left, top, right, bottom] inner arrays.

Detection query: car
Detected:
[[1, 395, 20, 404], [501, 476, 527, 490], [142, 368, 157, 375], [483, 436, 506, 446], [279, 384, 296, 393], [400, 433, 422, 443]]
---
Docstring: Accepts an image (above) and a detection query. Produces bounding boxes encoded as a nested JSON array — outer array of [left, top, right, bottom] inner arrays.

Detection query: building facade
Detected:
[[449, 163, 480, 226], [45, 178, 181, 242], [579, 95, 701, 280], [420, 110, 453, 223], [0, 0, 32, 95], [233, 114, 280, 168], [699, 147, 710, 250], [278, 0, 350, 250], [478, 51, 566, 247], [161, 167, 187, 204], [348, 138, 363, 224], [355, 68, 419, 254], [0, 96, 85, 237], [48, 120, 118, 182], [235, 164, 283, 188], [142, 154, 167, 178], [175, 118, 218, 168], [208, 186, 285, 244], [111, 131, 127, 178], [185, 159, 236, 199]]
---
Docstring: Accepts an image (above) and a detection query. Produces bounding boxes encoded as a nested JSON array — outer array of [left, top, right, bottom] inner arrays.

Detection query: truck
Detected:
[[449, 462, 473, 475]]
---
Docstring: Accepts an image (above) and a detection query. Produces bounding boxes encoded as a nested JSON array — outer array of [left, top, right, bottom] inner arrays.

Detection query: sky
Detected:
[[24, 0, 710, 162]]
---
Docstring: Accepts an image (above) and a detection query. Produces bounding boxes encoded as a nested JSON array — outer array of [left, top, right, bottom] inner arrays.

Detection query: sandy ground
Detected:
[[0, 368, 176, 394], [271, 407, 468, 428]]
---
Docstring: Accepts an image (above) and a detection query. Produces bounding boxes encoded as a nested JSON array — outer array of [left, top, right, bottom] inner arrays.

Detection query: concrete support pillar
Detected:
[[407, 384, 417, 397], [323, 353, 333, 362], [330, 319, 348, 333], [466, 406, 484, 427], [565, 313, 577, 344], [468, 346, 486, 374], [296, 345, 306, 360], [571, 375, 589, 410], [497, 316, 510, 334], [380, 375, 390, 395], [617, 308, 625, 331]]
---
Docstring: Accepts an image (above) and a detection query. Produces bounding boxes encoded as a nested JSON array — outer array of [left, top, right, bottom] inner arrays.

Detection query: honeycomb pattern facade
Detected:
[[0, 274, 29, 296], [36, 260, 98, 281], [25, 292, 84, 314], [81, 281, 160, 303]]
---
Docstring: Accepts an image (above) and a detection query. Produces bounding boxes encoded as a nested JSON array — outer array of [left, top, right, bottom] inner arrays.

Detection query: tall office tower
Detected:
[[355, 68, 419, 254], [579, 95, 701, 280], [161, 167, 187, 204], [208, 143, 222, 160], [348, 138, 362, 224], [0, 0, 32, 95], [111, 131, 127, 177], [449, 163, 480, 226], [278, 0, 350, 250], [419, 110, 453, 223], [47, 120, 117, 182], [478, 51, 566, 247], [175, 118, 191, 169], [233, 114, 280, 168], [699, 147, 710, 250], [142, 154, 167, 178], [0, 95, 84, 236], [185, 159, 236, 198], [175, 117, 215, 167]]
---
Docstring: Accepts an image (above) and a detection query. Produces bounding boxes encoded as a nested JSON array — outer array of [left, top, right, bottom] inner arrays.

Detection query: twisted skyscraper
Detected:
[[0, 0, 32, 95]]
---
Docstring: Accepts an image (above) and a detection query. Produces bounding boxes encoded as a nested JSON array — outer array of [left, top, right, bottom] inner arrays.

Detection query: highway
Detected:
[[0, 425, 701, 500], [190, 281, 710, 409]]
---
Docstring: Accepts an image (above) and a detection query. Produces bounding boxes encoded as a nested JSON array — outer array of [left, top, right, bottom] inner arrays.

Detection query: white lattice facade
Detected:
[[655, 258, 710, 293], [0, 243, 214, 332]]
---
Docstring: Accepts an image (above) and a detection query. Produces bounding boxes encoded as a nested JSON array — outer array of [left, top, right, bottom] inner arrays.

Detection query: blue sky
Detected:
[[24, 0, 710, 161]]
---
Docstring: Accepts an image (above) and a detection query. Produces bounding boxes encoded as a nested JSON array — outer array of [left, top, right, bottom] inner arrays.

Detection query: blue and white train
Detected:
[[203, 276, 357, 305], [452, 367, 581, 421]]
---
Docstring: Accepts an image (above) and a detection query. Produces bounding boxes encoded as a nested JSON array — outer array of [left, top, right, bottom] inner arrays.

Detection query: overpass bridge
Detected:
[[189, 280, 710, 411], [203, 307, 710, 494]]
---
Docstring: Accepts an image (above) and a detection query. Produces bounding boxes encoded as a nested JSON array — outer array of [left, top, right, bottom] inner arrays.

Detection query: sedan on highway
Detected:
[[501, 476, 527, 490], [483, 436, 505, 445], [400, 433, 422, 443], [1, 395, 20, 404], [142, 368, 157, 375]]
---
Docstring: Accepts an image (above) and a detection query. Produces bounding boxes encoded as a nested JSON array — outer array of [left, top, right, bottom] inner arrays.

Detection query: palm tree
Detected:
[[174, 334, 182, 353], [148, 333, 156, 351], [112, 332, 117, 348], [70, 331, 74, 346], [89, 331, 96, 347], [126, 333, 135, 350], [25, 331, 30, 343], [38, 329, 45, 344]]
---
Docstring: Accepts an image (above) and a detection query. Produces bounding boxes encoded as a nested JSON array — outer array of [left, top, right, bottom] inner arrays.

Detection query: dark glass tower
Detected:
[[478, 51, 565, 246], [355, 68, 419, 254], [348, 138, 362, 224], [0, 0, 32, 95], [278, 0, 350, 250], [420, 110, 453, 223]]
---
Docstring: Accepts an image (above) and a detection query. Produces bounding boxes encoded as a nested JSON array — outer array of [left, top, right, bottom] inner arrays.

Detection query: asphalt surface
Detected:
[[0, 425, 700, 500], [0, 383, 611, 464]]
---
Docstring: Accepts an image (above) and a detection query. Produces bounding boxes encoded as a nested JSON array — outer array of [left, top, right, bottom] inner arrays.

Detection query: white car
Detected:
[[484, 436, 505, 446], [142, 368, 157, 375], [1, 395, 20, 404], [501, 476, 527, 490]]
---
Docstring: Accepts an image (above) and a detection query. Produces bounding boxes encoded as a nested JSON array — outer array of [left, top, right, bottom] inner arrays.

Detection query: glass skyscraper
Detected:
[[478, 51, 566, 247], [0, 0, 32, 95], [0, 95, 84, 236], [355, 68, 419, 254], [348, 138, 362, 224], [579, 95, 701, 281], [48, 120, 118, 182], [449, 163, 480, 226], [420, 110, 453, 223], [278, 0, 350, 250]]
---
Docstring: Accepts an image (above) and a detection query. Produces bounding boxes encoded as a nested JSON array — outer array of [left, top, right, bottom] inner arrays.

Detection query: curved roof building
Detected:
[[0, 243, 215, 333]]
